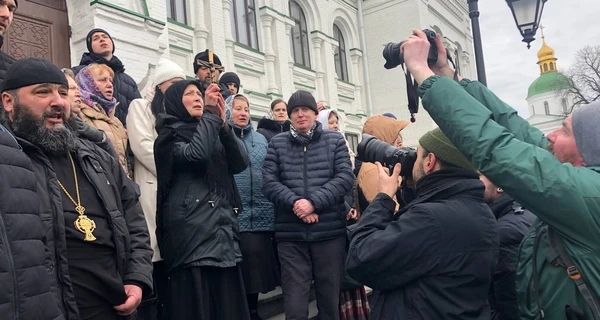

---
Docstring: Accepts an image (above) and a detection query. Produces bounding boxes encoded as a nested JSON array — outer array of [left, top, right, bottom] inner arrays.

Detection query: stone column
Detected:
[[222, 0, 236, 71], [193, 0, 209, 52], [350, 51, 363, 114], [260, 15, 278, 93], [312, 37, 324, 100], [285, 23, 296, 95]]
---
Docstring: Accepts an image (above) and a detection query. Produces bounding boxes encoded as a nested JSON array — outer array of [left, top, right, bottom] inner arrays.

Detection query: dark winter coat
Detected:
[[155, 113, 250, 272], [0, 126, 63, 320], [0, 38, 15, 88], [488, 194, 535, 320], [18, 136, 153, 320], [347, 169, 499, 320], [229, 116, 274, 232], [256, 117, 290, 142], [262, 122, 355, 242], [73, 53, 141, 125]]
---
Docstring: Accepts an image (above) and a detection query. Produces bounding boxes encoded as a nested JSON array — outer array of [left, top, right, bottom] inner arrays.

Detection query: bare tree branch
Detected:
[[554, 45, 600, 115]]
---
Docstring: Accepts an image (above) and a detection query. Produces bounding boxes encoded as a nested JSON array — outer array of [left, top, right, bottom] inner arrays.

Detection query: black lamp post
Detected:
[[467, 0, 487, 86], [506, 0, 548, 49]]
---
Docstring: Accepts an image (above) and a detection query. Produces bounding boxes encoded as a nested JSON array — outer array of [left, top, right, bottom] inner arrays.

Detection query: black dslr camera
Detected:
[[357, 134, 417, 177], [382, 29, 453, 123], [383, 29, 439, 69]]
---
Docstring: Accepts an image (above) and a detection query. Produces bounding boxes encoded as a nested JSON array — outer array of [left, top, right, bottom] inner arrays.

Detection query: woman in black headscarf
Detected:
[[154, 81, 251, 320]]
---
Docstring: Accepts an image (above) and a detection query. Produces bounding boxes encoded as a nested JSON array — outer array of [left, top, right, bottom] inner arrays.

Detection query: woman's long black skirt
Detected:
[[167, 265, 251, 320], [239, 232, 280, 294]]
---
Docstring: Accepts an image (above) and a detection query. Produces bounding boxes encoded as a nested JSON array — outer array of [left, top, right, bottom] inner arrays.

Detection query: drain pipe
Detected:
[[357, 0, 374, 117]]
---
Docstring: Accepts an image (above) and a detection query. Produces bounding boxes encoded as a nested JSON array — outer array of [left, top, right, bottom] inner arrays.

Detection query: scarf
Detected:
[[81, 52, 126, 73], [290, 121, 318, 146], [76, 65, 118, 115], [155, 80, 242, 213]]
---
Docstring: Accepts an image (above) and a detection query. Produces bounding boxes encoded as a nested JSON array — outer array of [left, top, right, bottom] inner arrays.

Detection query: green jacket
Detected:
[[419, 76, 600, 320]]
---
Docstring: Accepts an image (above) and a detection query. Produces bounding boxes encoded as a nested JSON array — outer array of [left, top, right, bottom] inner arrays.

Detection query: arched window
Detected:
[[544, 101, 550, 115], [333, 24, 348, 81], [543, 64, 548, 72], [289, 0, 310, 67], [454, 49, 461, 76], [231, 0, 259, 49], [550, 62, 555, 71]]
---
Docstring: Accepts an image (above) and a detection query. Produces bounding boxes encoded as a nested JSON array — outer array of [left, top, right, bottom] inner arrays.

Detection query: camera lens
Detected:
[[383, 42, 404, 70]]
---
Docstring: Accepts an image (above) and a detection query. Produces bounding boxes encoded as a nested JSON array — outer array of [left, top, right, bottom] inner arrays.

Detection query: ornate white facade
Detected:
[[63, 0, 477, 147]]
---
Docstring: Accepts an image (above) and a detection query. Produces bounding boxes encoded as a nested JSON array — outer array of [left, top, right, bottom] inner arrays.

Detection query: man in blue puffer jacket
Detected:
[[262, 90, 355, 320], [226, 94, 279, 320]]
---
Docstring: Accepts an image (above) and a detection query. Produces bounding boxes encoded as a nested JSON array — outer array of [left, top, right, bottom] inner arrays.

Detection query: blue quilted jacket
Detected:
[[262, 122, 355, 241], [227, 98, 275, 232]]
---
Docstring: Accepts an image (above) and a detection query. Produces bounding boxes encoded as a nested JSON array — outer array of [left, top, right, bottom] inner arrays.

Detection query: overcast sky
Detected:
[[476, 0, 600, 117]]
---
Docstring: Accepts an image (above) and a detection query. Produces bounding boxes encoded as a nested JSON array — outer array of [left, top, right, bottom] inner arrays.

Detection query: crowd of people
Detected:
[[1, 1, 599, 320]]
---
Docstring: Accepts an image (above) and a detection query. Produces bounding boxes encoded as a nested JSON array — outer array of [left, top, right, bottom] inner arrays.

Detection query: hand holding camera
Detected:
[[398, 30, 435, 85], [376, 162, 402, 199]]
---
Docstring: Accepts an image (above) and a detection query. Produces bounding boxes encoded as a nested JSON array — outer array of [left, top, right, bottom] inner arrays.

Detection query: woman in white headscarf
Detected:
[[317, 109, 355, 168]]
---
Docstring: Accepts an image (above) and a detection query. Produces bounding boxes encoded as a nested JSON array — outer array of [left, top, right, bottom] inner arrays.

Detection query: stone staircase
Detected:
[[258, 286, 372, 320]]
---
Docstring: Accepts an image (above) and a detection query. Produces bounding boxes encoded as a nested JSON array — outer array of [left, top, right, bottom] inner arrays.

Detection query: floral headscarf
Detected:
[[75, 65, 118, 115]]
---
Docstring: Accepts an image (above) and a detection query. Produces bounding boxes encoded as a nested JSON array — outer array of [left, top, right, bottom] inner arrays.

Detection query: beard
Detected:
[[12, 103, 79, 156]]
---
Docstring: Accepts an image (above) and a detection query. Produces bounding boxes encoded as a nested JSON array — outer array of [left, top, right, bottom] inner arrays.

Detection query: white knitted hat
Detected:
[[153, 58, 186, 86]]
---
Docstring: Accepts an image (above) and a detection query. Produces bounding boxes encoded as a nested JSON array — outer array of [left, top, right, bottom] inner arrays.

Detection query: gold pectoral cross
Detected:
[[74, 205, 97, 242]]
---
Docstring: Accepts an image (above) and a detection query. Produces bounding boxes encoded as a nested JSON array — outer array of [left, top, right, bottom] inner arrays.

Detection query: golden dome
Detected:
[[535, 25, 558, 75], [537, 39, 555, 60]]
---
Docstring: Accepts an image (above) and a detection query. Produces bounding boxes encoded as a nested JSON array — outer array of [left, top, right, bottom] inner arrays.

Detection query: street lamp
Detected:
[[506, 0, 548, 49], [467, 0, 487, 86]]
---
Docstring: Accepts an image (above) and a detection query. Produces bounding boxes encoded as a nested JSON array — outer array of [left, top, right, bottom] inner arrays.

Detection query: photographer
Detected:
[[346, 128, 499, 319], [403, 30, 600, 320]]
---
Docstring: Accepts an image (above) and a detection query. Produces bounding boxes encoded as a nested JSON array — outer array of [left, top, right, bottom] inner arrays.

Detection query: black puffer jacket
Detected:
[[155, 114, 250, 272], [0, 48, 14, 88], [73, 53, 141, 125], [488, 194, 535, 320], [256, 117, 290, 142], [347, 169, 499, 320], [0, 126, 63, 320], [262, 122, 355, 241], [18, 137, 153, 320]]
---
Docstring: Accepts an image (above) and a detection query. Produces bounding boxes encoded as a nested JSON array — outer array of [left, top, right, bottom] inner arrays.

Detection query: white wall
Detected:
[[65, 0, 474, 140], [362, 0, 476, 146]]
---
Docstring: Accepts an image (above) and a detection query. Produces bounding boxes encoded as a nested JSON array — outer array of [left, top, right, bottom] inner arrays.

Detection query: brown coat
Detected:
[[357, 116, 409, 209], [80, 102, 129, 174]]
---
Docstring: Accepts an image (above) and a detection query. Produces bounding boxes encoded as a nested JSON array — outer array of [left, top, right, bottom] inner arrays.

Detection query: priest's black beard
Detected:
[[12, 103, 78, 155]]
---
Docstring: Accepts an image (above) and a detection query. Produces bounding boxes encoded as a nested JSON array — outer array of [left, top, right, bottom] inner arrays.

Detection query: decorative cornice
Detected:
[[89, 0, 165, 26], [436, 0, 464, 20]]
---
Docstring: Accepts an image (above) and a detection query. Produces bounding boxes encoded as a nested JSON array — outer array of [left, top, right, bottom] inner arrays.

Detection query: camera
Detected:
[[357, 133, 417, 177], [383, 29, 439, 70]]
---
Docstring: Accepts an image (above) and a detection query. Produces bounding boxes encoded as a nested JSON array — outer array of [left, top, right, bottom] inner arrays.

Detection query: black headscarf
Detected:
[[154, 80, 242, 212]]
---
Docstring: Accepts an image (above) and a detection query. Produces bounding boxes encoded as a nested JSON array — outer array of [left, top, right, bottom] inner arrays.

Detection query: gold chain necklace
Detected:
[[56, 153, 97, 242]]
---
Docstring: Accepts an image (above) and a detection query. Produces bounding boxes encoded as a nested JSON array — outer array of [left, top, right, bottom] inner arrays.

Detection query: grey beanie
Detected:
[[572, 101, 600, 166]]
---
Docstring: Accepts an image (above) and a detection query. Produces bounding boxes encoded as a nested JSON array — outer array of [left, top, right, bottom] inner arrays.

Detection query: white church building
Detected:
[[526, 31, 572, 134], [7, 0, 477, 148]]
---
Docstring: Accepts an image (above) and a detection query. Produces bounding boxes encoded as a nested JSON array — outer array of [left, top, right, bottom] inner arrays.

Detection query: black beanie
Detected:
[[287, 90, 318, 117], [193, 49, 223, 74], [2, 58, 68, 92], [219, 72, 240, 89], [86, 28, 115, 54]]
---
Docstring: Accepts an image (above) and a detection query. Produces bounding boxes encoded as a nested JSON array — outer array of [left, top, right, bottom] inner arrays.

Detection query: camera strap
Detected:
[[401, 64, 419, 123], [400, 52, 459, 124]]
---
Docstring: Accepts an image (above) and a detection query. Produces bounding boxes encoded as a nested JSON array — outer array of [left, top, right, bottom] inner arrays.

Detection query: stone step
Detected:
[[258, 286, 316, 319], [259, 286, 373, 320]]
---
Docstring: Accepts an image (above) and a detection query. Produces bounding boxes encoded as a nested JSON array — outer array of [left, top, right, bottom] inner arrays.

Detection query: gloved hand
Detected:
[[75, 117, 104, 143]]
